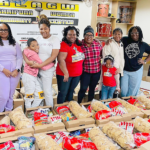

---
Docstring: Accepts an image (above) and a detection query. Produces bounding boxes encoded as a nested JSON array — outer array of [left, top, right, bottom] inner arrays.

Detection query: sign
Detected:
[[0, 0, 79, 49]]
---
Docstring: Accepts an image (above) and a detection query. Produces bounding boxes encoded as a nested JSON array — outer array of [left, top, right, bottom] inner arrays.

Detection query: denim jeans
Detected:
[[101, 84, 116, 100], [78, 71, 101, 103], [121, 66, 143, 97], [56, 75, 80, 104]]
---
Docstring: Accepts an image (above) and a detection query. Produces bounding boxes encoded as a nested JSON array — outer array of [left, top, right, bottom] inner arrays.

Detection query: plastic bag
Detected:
[[109, 101, 128, 114], [69, 130, 81, 137], [0, 141, 15, 150], [95, 110, 111, 120], [34, 112, 48, 126], [56, 106, 76, 122], [48, 115, 62, 124], [9, 106, 32, 129], [69, 101, 92, 119], [18, 136, 35, 150], [134, 133, 150, 147], [128, 97, 146, 109], [0, 124, 15, 134], [119, 122, 134, 134], [62, 136, 98, 150], [37, 108, 50, 116], [111, 108, 124, 116], [0, 116, 10, 125]]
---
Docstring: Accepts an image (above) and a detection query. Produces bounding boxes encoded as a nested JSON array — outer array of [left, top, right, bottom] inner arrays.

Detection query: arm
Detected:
[[23, 51, 34, 66], [57, 52, 69, 82]]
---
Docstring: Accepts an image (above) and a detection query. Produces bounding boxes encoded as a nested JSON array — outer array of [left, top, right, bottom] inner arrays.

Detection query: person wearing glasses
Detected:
[[0, 23, 22, 112], [56, 26, 85, 104], [106, 26, 150, 97], [78, 26, 102, 103]]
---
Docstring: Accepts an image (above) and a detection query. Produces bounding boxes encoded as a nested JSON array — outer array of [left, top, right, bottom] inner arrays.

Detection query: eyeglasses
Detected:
[[131, 32, 139, 35], [0, 29, 9, 33], [85, 34, 93, 38]]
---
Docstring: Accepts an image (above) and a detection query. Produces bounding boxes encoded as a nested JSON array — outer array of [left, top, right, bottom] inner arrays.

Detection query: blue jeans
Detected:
[[78, 71, 101, 103], [121, 66, 143, 97], [57, 75, 80, 104], [101, 85, 116, 100]]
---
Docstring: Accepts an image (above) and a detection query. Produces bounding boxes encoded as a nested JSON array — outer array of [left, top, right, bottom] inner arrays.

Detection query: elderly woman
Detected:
[[56, 26, 85, 104], [0, 23, 22, 112], [78, 26, 102, 103]]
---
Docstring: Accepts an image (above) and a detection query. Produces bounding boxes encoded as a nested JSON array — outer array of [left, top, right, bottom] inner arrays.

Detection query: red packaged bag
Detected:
[[34, 112, 48, 126], [0, 141, 15, 150], [0, 124, 15, 134], [109, 101, 128, 114], [87, 105, 92, 113], [95, 110, 111, 120], [56, 106, 76, 121], [134, 133, 150, 147], [62, 136, 97, 150], [128, 97, 146, 109]]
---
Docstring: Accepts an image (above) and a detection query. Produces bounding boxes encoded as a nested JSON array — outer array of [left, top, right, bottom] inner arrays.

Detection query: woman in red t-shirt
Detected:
[[101, 55, 117, 100], [56, 26, 85, 104]]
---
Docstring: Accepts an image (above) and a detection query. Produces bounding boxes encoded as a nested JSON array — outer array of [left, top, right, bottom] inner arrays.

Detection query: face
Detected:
[[131, 28, 139, 41], [39, 24, 50, 39], [66, 30, 77, 43], [84, 32, 94, 44], [106, 59, 113, 69], [113, 31, 122, 42], [29, 41, 39, 53], [0, 24, 9, 40]]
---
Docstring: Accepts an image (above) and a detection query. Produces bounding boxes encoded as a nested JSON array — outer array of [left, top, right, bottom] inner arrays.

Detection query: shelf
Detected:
[[95, 36, 110, 39], [97, 16, 116, 19], [116, 23, 134, 25], [112, 0, 137, 2]]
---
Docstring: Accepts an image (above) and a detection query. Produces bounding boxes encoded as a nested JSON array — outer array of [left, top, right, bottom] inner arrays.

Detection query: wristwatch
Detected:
[[144, 60, 147, 64], [17, 69, 20, 72]]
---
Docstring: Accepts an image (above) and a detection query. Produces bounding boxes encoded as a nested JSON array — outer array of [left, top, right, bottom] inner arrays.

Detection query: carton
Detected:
[[26, 106, 65, 133], [13, 93, 24, 111], [52, 77, 57, 84], [140, 141, 150, 150], [53, 95, 57, 105], [80, 101, 123, 125], [54, 102, 95, 129], [0, 133, 33, 143], [0, 128, 34, 139]]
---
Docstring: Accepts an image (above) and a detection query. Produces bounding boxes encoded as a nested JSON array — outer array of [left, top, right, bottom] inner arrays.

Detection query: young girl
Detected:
[[22, 38, 54, 108], [101, 55, 117, 100]]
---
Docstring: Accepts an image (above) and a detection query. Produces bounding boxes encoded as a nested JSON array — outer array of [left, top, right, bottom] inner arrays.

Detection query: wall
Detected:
[[35, 0, 92, 40], [134, 0, 150, 44]]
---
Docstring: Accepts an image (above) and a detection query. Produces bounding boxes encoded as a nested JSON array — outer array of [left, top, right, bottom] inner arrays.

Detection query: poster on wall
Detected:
[[0, 0, 79, 49]]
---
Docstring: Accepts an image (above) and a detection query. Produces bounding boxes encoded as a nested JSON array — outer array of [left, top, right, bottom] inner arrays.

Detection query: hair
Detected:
[[104, 55, 114, 63], [27, 38, 37, 47], [62, 26, 81, 46], [0, 23, 16, 46], [128, 26, 143, 42], [38, 15, 50, 28], [113, 28, 123, 35]]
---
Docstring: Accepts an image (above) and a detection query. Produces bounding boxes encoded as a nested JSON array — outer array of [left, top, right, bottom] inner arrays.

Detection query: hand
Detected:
[[63, 73, 69, 82], [115, 68, 120, 75], [11, 69, 18, 77], [116, 88, 120, 92], [31, 62, 41, 68], [2, 68, 11, 77], [138, 58, 145, 65], [106, 39, 112, 45]]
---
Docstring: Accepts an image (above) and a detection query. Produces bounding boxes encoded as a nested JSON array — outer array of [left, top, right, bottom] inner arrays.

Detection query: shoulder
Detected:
[[61, 41, 68, 47], [49, 35, 60, 42], [15, 42, 20, 47], [121, 36, 129, 43], [141, 41, 149, 47], [36, 35, 42, 41], [93, 39, 102, 45]]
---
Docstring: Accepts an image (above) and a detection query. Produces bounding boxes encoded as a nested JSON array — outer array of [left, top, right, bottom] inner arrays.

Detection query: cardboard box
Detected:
[[54, 102, 95, 129], [26, 106, 65, 133], [0, 128, 34, 139], [13, 93, 24, 111], [141, 110, 150, 118], [138, 76, 150, 96], [0, 111, 9, 120], [52, 77, 57, 84], [0, 133, 33, 144], [140, 141, 150, 150], [53, 95, 57, 105]]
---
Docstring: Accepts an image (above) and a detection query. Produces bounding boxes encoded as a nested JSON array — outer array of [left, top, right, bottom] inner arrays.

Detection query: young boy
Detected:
[[22, 38, 54, 108]]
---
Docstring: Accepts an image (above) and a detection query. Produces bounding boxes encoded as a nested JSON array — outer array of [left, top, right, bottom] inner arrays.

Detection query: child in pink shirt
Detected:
[[22, 38, 54, 108]]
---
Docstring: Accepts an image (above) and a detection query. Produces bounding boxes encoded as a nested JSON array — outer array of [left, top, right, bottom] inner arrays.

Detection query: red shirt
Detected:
[[102, 65, 117, 87], [81, 39, 102, 73], [56, 41, 85, 77]]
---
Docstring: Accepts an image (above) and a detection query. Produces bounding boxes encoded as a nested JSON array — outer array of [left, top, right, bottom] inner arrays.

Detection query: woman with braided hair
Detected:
[[23, 15, 60, 107]]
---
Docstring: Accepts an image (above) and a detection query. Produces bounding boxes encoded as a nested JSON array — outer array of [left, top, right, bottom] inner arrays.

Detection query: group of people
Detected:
[[0, 14, 150, 112]]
